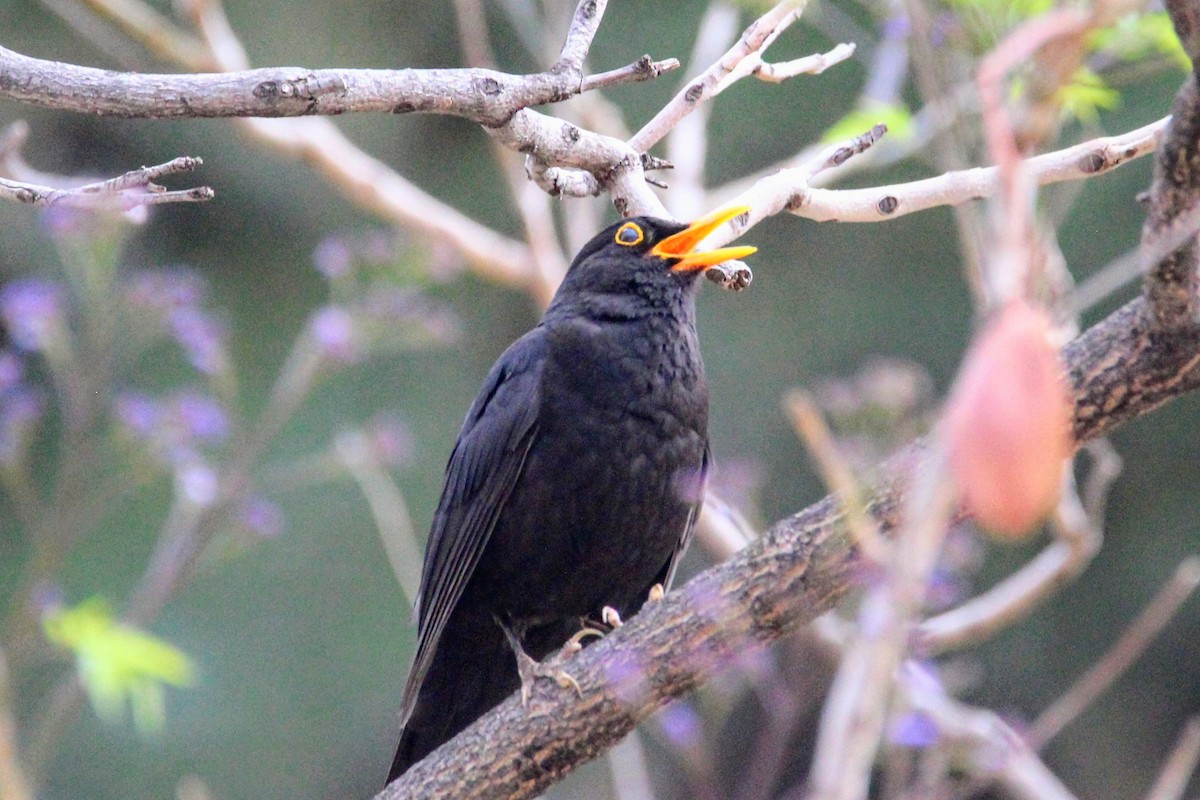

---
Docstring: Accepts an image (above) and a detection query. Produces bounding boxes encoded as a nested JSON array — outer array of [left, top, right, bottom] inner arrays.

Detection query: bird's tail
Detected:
[[386, 606, 519, 785]]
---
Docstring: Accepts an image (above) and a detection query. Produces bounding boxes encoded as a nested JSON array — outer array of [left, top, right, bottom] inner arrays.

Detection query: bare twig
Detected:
[[608, 733, 658, 800], [1144, 717, 1200, 800], [915, 469, 1101, 654], [80, 0, 212, 68], [784, 390, 888, 564], [740, 119, 1163, 227], [1028, 556, 1200, 748], [918, 441, 1120, 655], [334, 431, 422, 607], [750, 42, 856, 83], [582, 56, 681, 93], [487, 108, 665, 217], [554, 0, 608, 75], [0, 157, 212, 208], [896, 663, 1079, 800], [629, 0, 813, 153], [707, 123, 889, 236], [807, 448, 957, 800]]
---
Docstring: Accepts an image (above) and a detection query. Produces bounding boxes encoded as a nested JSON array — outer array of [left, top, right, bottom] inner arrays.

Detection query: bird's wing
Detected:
[[655, 441, 711, 593], [399, 329, 546, 725]]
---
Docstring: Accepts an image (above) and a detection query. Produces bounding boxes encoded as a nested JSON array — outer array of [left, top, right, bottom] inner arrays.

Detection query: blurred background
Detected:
[[1, 1, 1198, 799]]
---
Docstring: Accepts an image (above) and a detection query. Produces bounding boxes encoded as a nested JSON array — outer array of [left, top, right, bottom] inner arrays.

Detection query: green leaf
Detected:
[[1090, 12, 1190, 72], [1057, 68, 1121, 125], [822, 102, 913, 144], [43, 597, 194, 734]]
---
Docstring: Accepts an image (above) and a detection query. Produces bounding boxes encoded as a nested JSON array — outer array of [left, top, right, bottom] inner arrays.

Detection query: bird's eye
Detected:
[[614, 222, 644, 247]]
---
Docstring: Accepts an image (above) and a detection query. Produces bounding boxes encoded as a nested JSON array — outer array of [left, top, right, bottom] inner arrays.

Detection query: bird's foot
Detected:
[[513, 648, 583, 702], [561, 625, 605, 656], [559, 606, 622, 657], [647, 583, 665, 603], [498, 615, 583, 703]]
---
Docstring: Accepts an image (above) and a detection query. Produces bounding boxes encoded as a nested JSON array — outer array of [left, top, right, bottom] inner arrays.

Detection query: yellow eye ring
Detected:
[[614, 222, 644, 247]]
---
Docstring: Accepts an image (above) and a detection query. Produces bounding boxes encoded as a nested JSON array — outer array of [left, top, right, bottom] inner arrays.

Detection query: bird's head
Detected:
[[552, 205, 757, 314]]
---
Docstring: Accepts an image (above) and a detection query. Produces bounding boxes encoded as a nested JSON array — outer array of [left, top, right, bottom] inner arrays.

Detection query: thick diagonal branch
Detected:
[[378, 292, 1200, 800]]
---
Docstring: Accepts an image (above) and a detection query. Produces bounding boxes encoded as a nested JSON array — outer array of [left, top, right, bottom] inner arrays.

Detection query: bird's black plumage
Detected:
[[387, 212, 750, 783]]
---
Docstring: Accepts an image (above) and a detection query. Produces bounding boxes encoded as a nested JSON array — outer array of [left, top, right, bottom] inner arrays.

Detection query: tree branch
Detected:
[[378, 293, 1200, 800], [730, 118, 1164, 228], [0, 5, 673, 124], [628, 0, 810, 153], [1142, 8, 1200, 329], [0, 153, 212, 208]]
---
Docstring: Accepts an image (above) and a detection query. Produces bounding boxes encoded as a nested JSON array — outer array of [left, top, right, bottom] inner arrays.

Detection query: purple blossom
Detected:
[[239, 496, 284, 539], [658, 702, 704, 750], [113, 389, 228, 464], [114, 392, 162, 437], [175, 391, 229, 443], [927, 567, 967, 611], [0, 386, 46, 465], [0, 351, 23, 393], [0, 280, 64, 352], [312, 236, 354, 280], [881, 13, 911, 40], [309, 306, 360, 363], [888, 711, 940, 748], [170, 306, 227, 375], [177, 461, 218, 506]]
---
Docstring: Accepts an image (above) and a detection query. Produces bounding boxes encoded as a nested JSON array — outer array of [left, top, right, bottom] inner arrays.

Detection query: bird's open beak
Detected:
[[650, 205, 758, 272]]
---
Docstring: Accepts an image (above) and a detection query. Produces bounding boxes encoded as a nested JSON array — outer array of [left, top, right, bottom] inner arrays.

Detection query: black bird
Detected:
[[387, 205, 756, 783]]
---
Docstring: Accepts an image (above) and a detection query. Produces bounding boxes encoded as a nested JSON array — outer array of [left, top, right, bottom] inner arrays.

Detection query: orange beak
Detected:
[[650, 205, 758, 272]]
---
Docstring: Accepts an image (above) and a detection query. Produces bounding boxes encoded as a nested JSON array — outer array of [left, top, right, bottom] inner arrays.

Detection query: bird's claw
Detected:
[[648, 583, 665, 603], [601, 605, 623, 627], [514, 648, 582, 702], [499, 615, 584, 702], [562, 625, 605, 656]]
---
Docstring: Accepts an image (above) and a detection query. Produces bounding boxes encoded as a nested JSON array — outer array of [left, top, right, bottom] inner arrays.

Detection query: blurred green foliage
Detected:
[[43, 597, 194, 736]]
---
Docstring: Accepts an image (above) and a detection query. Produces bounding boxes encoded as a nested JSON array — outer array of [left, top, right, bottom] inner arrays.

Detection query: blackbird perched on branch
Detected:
[[387, 205, 757, 784]]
